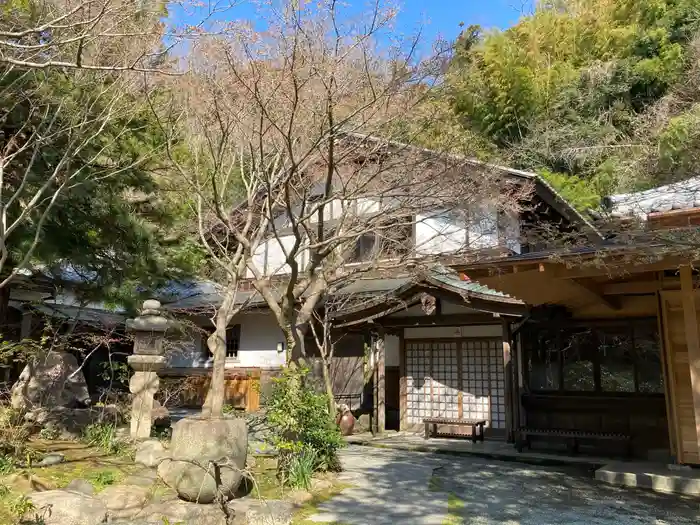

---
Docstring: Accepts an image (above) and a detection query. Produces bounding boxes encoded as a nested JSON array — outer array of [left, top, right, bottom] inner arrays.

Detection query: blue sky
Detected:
[[170, 1, 535, 45], [389, 0, 535, 41]]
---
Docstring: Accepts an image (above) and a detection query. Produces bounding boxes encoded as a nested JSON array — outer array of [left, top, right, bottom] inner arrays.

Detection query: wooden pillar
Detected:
[[457, 340, 464, 419], [680, 265, 700, 452], [399, 331, 407, 430], [372, 328, 386, 435], [657, 291, 678, 459], [502, 319, 514, 442]]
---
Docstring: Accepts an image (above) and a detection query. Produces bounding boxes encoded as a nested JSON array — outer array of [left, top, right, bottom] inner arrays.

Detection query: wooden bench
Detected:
[[515, 427, 632, 456], [423, 417, 487, 443]]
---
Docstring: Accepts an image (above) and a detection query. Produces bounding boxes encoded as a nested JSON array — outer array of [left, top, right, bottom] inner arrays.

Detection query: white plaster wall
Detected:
[[266, 235, 296, 275], [415, 213, 466, 255], [165, 312, 286, 369], [500, 210, 522, 254], [357, 197, 380, 215], [247, 242, 267, 278], [467, 204, 499, 249], [404, 324, 503, 339], [235, 311, 287, 368], [385, 334, 400, 367]]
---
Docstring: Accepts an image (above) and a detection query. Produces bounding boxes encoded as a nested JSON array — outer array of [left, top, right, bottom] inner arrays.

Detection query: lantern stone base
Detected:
[[128, 355, 166, 440]]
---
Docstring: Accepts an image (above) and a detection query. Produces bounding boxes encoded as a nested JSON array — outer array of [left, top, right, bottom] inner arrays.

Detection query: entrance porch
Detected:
[[463, 253, 700, 465]]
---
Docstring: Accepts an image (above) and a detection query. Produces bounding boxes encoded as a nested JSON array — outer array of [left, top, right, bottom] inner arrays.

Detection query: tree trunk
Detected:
[[0, 284, 10, 384], [202, 289, 237, 419], [322, 357, 336, 415]]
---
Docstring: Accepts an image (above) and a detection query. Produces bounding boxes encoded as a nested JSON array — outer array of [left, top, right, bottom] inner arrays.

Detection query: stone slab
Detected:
[[595, 461, 700, 497]]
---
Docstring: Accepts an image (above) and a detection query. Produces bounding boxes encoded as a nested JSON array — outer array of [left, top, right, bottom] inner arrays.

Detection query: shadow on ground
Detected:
[[304, 445, 700, 525]]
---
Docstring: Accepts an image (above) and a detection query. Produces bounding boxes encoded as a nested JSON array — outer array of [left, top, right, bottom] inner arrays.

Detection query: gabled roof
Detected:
[[343, 132, 603, 240], [329, 265, 526, 327], [603, 177, 700, 219]]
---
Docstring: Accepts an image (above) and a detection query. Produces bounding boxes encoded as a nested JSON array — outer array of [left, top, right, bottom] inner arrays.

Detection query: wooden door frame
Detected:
[[401, 335, 508, 435]]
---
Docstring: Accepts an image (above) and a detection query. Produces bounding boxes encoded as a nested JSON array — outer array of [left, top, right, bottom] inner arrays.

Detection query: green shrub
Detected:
[[81, 423, 131, 456], [266, 366, 343, 475], [285, 446, 317, 490], [38, 427, 60, 441], [8, 494, 35, 519], [86, 469, 117, 491], [0, 455, 13, 475]]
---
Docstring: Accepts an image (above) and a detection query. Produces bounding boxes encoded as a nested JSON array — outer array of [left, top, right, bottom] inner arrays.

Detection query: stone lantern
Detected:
[[127, 299, 169, 439]]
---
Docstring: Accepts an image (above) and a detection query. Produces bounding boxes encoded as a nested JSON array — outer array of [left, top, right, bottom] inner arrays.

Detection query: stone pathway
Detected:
[[308, 446, 449, 524], [305, 446, 700, 525]]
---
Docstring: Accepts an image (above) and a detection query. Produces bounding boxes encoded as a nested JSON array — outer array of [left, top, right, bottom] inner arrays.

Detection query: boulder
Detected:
[[158, 457, 244, 504], [97, 484, 150, 520], [157, 416, 247, 504], [135, 438, 171, 468], [243, 500, 295, 525], [64, 478, 95, 495], [24, 489, 107, 525], [11, 351, 90, 412], [136, 500, 227, 525], [25, 407, 111, 439]]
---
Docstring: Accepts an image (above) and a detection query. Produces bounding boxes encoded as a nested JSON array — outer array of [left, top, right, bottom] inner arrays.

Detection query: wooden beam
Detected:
[[547, 257, 689, 280], [373, 327, 386, 435], [571, 279, 621, 310], [381, 313, 503, 328], [502, 319, 514, 442], [399, 331, 407, 431], [679, 265, 700, 455], [457, 340, 464, 419], [603, 281, 660, 295]]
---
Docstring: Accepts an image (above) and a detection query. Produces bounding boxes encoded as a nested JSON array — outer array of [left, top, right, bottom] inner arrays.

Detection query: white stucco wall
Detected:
[[415, 212, 466, 255], [165, 311, 286, 370], [235, 312, 287, 368], [467, 204, 499, 249]]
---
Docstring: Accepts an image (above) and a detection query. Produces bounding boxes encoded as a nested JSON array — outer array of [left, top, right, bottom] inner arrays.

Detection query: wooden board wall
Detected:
[[178, 373, 261, 412], [660, 290, 700, 464]]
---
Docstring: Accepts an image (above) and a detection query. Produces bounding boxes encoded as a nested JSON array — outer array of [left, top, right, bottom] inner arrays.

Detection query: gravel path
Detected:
[[305, 445, 700, 525]]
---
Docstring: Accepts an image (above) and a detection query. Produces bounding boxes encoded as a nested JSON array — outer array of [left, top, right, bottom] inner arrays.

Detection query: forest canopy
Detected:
[[442, 0, 700, 209]]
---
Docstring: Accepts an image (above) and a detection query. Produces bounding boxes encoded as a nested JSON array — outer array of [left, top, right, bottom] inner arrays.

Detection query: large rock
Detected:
[[244, 500, 294, 525], [157, 416, 247, 504], [11, 351, 90, 411], [135, 438, 171, 468], [24, 406, 119, 439], [136, 500, 227, 525], [64, 478, 95, 495], [97, 484, 151, 520], [24, 489, 107, 525]]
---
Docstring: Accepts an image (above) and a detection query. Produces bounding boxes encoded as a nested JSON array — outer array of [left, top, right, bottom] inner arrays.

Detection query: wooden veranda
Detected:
[[462, 253, 700, 464]]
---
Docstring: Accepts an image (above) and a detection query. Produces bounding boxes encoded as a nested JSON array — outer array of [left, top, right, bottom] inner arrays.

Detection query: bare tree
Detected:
[[206, 1, 524, 356], [0, 0, 241, 73], [156, 0, 528, 416]]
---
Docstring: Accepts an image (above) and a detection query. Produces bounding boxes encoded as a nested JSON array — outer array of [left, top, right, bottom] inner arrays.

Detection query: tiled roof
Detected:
[[604, 177, 700, 219], [334, 264, 520, 304], [426, 264, 515, 300]]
